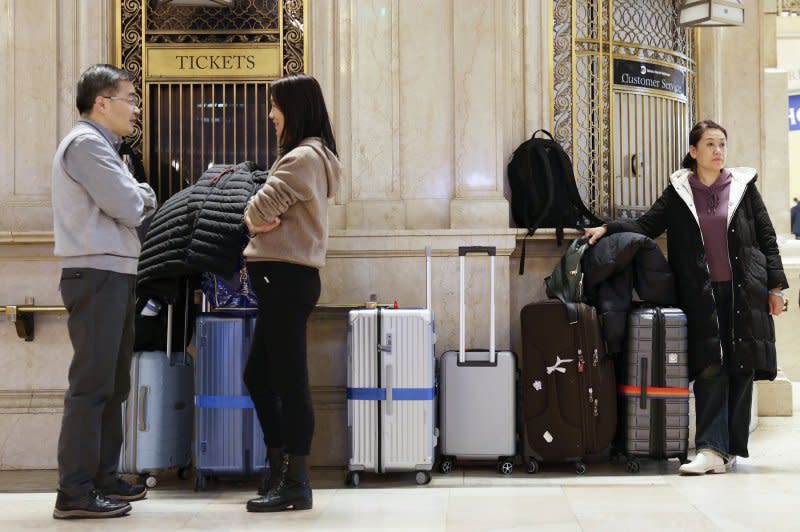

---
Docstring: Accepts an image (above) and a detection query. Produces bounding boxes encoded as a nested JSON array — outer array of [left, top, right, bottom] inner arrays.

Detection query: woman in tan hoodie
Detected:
[[242, 74, 341, 513]]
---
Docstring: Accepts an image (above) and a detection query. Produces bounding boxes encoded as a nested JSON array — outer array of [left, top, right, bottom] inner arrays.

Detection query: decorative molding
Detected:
[[326, 228, 518, 258], [0, 390, 64, 414], [0, 232, 56, 245]]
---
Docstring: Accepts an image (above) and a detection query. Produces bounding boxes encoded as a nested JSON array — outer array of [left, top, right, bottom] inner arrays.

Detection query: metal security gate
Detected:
[[613, 88, 690, 218], [147, 82, 276, 201], [553, 0, 696, 220]]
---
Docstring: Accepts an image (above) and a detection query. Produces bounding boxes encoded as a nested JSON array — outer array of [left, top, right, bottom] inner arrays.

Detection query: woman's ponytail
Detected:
[[682, 152, 695, 170]]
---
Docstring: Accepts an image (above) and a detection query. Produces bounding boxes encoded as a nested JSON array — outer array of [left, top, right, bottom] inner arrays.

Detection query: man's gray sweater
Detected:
[[51, 119, 156, 275]]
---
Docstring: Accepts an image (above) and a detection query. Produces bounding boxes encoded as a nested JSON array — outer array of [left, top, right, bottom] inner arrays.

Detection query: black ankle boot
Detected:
[[247, 454, 312, 512], [257, 448, 286, 496]]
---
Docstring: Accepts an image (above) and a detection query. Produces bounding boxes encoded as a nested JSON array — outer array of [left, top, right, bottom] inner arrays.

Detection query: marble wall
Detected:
[[309, 0, 551, 230], [0, 0, 109, 469]]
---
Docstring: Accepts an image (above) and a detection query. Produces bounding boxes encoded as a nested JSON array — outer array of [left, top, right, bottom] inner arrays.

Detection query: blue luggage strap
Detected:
[[346, 387, 435, 401], [195, 395, 255, 409]]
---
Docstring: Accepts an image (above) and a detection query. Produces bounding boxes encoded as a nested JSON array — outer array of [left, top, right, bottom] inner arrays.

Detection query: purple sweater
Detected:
[[689, 169, 732, 282]]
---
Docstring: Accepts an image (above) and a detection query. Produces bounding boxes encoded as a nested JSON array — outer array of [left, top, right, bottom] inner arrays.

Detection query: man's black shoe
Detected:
[[53, 489, 132, 519], [96, 476, 148, 502]]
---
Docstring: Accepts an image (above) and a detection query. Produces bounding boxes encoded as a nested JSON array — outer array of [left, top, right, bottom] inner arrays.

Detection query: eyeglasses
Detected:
[[101, 95, 139, 107]]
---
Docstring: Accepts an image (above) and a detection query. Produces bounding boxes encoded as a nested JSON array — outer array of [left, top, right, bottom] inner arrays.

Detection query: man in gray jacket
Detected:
[[51, 64, 156, 519]]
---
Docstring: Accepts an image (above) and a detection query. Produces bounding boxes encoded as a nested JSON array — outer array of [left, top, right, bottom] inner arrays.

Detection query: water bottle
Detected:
[[141, 298, 162, 317]]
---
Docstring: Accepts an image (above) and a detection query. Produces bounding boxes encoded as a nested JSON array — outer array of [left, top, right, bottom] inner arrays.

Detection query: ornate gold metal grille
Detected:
[[146, 0, 279, 36], [779, 0, 800, 16], [117, 0, 305, 202], [553, 0, 696, 219]]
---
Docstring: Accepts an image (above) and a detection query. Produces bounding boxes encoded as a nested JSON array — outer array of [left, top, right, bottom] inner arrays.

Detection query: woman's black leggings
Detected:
[[244, 261, 320, 456]]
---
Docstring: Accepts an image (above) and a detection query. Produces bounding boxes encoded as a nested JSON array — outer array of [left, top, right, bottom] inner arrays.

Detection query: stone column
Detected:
[[449, 0, 516, 229]]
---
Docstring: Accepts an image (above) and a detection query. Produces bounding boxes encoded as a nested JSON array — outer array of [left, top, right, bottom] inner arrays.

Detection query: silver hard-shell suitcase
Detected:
[[438, 246, 517, 475], [346, 247, 437, 487], [617, 306, 690, 472], [120, 303, 194, 488]]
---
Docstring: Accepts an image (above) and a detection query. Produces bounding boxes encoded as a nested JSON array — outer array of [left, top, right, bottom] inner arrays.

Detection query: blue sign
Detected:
[[790, 94, 800, 132]]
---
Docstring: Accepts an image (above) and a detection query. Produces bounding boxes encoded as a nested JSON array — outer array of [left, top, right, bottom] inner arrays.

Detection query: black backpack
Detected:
[[508, 129, 603, 273]]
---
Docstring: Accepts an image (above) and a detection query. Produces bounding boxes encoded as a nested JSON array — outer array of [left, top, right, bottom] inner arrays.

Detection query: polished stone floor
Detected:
[[0, 385, 798, 531]]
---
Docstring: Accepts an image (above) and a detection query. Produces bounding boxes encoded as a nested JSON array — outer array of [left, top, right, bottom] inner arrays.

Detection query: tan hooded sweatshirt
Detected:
[[243, 137, 341, 268]]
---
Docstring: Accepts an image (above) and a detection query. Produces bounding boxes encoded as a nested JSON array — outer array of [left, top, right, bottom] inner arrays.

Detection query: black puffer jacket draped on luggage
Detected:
[[606, 168, 788, 381], [582, 232, 677, 357], [137, 161, 267, 302]]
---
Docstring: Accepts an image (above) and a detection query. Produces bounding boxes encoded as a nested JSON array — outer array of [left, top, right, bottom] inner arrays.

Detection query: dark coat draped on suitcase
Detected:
[[136, 161, 267, 303], [581, 232, 677, 357]]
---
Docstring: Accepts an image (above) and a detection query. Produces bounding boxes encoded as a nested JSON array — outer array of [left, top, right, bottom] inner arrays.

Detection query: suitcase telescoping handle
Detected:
[[166, 303, 173, 359], [458, 246, 496, 365], [425, 245, 432, 311], [165, 278, 191, 366], [165, 303, 185, 366]]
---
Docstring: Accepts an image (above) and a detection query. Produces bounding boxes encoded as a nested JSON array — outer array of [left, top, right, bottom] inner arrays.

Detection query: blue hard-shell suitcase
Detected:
[[193, 312, 267, 489]]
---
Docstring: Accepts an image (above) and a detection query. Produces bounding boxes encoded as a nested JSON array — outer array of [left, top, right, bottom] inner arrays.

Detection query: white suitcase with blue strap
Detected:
[[346, 247, 437, 486]]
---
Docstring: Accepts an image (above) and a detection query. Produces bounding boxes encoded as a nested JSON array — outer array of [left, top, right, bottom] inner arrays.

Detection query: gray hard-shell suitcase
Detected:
[[438, 246, 517, 475], [616, 306, 689, 472], [194, 311, 267, 490], [120, 303, 194, 488], [346, 247, 437, 487]]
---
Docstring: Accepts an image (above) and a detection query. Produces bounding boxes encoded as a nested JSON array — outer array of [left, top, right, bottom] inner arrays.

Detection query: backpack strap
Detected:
[[551, 139, 604, 227], [518, 140, 556, 275]]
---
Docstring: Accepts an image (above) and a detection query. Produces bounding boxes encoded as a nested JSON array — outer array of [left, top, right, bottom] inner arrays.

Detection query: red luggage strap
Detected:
[[618, 385, 689, 399]]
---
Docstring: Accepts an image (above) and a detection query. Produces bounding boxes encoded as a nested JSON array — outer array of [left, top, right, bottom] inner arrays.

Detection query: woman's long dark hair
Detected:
[[270, 74, 338, 157], [681, 119, 727, 172]]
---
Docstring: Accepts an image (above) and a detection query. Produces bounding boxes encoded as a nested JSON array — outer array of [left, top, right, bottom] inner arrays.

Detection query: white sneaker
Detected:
[[678, 449, 727, 475], [725, 456, 737, 470]]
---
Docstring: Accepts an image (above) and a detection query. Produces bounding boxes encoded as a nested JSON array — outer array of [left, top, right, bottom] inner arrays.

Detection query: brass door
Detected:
[[553, 0, 696, 220], [613, 87, 690, 219]]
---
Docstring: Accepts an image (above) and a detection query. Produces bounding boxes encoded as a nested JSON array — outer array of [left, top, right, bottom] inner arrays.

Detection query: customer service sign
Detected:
[[614, 59, 686, 101]]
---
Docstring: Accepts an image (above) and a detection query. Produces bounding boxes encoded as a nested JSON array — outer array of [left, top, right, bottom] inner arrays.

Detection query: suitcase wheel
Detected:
[[177, 467, 191, 481], [346, 472, 361, 488], [439, 458, 453, 475], [498, 460, 514, 475], [415, 471, 431, 486], [626, 460, 640, 474], [526, 459, 539, 474], [194, 474, 207, 491], [574, 462, 587, 475], [144, 475, 157, 489]]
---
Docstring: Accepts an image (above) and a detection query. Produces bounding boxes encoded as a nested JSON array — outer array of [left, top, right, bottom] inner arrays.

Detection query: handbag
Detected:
[[200, 260, 257, 309]]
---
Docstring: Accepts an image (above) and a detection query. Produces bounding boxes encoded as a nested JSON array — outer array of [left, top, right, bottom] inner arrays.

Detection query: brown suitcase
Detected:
[[520, 300, 616, 474]]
